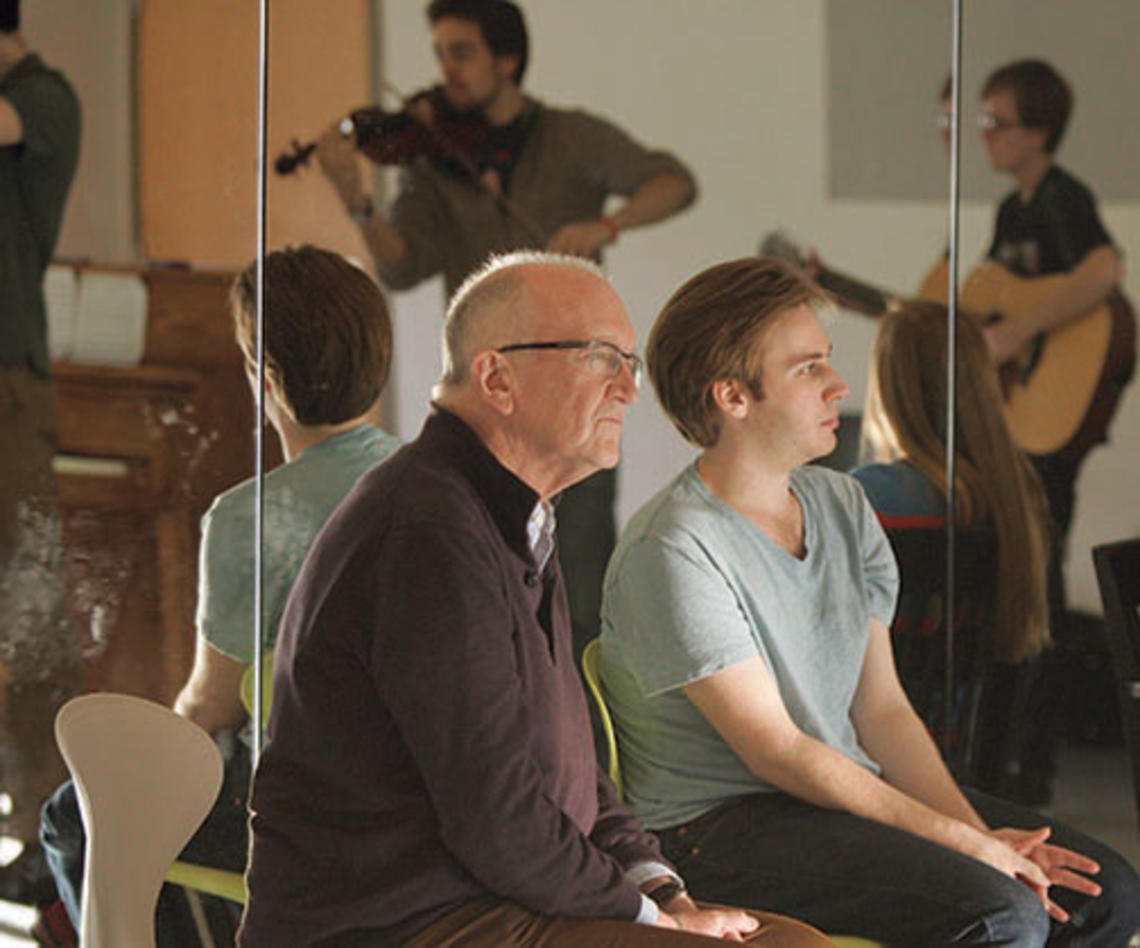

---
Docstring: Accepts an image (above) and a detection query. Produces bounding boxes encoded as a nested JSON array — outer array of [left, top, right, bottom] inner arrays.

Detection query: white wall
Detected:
[[22, 1, 1137, 607], [23, 0, 136, 263], [380, 0, 1139, 614]]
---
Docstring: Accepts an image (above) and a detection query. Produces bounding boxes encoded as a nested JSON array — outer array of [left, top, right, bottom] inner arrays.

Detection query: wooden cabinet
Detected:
[[53, 268, 281, 703]]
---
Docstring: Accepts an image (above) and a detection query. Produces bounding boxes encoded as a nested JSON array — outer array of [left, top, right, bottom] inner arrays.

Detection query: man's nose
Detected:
[[825, 367, 849, 403], [610, 364, 639, 403]]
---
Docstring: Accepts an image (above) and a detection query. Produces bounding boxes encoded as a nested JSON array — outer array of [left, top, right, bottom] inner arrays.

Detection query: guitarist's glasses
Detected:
[[976, 112, 1023, 133]]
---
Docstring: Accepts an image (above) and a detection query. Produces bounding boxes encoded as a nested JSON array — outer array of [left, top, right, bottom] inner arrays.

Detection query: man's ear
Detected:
[[472, 349, 515, 415], [709, 378, 751, 420], [1028, 126, 1050, 153], [495, 54, 520, 85], [244, 358, 295, 421]]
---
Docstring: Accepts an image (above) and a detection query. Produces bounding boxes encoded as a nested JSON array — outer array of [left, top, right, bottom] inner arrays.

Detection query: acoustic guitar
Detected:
[[760, 231, 1136, 466]]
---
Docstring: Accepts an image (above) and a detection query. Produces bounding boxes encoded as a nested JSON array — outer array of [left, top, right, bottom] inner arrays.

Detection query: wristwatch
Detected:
[[646, 880, 686, 907]]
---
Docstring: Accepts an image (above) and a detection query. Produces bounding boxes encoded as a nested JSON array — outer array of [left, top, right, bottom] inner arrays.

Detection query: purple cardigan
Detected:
[[240, 407, 663, 945]]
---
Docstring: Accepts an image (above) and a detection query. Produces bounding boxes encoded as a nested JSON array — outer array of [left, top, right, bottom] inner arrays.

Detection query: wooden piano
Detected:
[[52, 267, 282, 704]]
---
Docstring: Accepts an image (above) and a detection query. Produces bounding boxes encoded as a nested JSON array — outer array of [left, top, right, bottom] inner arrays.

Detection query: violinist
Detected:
[[316, 0, 696, 294], [315, 0, 697, 678]]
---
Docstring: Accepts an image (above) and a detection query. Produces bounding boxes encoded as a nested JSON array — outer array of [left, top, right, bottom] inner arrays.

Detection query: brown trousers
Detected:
[[405, 898, 833, 947]]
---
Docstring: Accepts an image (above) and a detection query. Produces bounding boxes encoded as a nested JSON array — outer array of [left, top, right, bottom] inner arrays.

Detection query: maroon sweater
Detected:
[[239, 408, 662, 945]]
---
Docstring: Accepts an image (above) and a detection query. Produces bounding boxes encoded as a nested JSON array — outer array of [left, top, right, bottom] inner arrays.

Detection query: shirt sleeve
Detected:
[[561, 109, 696, 198], [852, 484, 900, 626], [195, 493, 256, 664], [368, 521, 645, 922], [379, 162, 449, 290], [604, 533, 758, 697], [1045, 176, 1114, 269], [589, 761, 672, 870], [3, 64, 80, 265], [4, 66, 79, 163]]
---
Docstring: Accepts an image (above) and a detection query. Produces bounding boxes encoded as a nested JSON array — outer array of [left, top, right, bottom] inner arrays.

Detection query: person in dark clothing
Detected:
[[0, 0, 81, 907], [980, 58, 1131, 805], [238, 251, 828, 947], [37, 246, 402, 943]]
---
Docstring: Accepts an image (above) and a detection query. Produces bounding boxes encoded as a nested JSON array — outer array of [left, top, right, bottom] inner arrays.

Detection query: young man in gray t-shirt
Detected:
[[600, 256, 1140, 946]]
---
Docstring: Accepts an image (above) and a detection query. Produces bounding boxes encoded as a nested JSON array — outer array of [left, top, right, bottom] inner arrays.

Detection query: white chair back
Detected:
[[54, 693, 223, 948]]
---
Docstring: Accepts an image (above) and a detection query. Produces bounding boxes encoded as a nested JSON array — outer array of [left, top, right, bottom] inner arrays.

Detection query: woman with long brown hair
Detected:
[[854, 299, 1050, 666]]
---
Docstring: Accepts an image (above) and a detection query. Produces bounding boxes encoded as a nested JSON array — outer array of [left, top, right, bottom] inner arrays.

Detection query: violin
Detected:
[[274, 86, 489, 177]]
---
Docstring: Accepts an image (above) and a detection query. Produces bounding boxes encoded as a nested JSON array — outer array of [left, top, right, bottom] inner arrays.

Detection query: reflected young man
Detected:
[[40, 246, 402, 939], [240, 251, 828, 947], [600, 256, 1140, 946]]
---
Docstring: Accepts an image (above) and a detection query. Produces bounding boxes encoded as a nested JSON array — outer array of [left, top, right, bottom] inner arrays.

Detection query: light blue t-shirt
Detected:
[[851, 459, 946, 526], [600, 463, 899, 829], [196, 424, 402, 662]]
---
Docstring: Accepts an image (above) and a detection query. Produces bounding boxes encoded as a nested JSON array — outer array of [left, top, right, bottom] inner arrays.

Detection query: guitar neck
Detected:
[[815, 266, 894, 317]]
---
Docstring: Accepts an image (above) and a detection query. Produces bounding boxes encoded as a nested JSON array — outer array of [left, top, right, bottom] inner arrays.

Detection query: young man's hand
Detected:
[[991, 825, 1103, 921]]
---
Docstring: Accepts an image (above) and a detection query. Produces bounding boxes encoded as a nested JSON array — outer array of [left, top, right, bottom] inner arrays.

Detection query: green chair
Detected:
[[160, 653, 274, 906], [581, 638, 622, 797], [580, 639, 883, 948], [238, 651, 275, 723]]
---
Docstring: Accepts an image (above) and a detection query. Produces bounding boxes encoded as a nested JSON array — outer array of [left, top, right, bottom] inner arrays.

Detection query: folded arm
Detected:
[[0, 95, 23, 146]]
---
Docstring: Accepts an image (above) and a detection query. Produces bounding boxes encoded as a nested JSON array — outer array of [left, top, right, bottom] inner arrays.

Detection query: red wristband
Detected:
[[600, 215, 620, 245]]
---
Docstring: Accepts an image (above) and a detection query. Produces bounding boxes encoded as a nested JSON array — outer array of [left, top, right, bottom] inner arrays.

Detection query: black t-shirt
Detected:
[[986, 164, 1113, 277]]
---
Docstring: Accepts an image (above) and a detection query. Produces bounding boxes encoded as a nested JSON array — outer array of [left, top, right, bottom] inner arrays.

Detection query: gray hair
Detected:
[[439, 250, 605, 386]]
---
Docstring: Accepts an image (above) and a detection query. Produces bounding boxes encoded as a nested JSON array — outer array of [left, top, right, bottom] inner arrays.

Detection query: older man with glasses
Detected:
[[239, 250, 828, 947]]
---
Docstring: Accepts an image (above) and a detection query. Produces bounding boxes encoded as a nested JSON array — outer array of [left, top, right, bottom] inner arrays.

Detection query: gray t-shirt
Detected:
[[196, 424, 402, 662], [600, 463, 898, 829]]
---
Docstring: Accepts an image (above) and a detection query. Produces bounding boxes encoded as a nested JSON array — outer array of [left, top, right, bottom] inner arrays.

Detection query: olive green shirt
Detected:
[[379, 98, 694, 296], [1, 53, 80, 375]]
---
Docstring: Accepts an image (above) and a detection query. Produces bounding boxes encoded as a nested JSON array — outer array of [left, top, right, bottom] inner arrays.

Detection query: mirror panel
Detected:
[[1, 0, 262, 890]]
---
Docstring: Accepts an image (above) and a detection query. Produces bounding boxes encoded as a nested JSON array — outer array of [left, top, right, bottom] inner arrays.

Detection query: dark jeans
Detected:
[[655, 789, 1140, 947], [40, 739, 250, 940], [1019, 453, 1081, 789]]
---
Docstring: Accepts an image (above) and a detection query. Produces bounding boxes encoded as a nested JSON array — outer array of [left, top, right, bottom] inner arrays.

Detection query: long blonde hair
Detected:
[[863, 300, 1050, 662]]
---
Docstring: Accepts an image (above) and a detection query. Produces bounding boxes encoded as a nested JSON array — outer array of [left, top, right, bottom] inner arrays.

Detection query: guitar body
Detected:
[[919, 258, 1136, 464]]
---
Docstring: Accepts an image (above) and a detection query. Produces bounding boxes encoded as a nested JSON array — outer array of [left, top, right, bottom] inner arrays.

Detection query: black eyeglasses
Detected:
[[496, 339, 642, 387], [976, 111, 1022, 133]]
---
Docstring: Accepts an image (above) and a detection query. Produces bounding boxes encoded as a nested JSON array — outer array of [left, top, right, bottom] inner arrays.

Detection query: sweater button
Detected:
[[524, 570, 538, 586]]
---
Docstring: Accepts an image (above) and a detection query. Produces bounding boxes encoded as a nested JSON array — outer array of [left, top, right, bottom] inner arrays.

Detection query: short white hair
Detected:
[[440, 250, 605, 386]]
